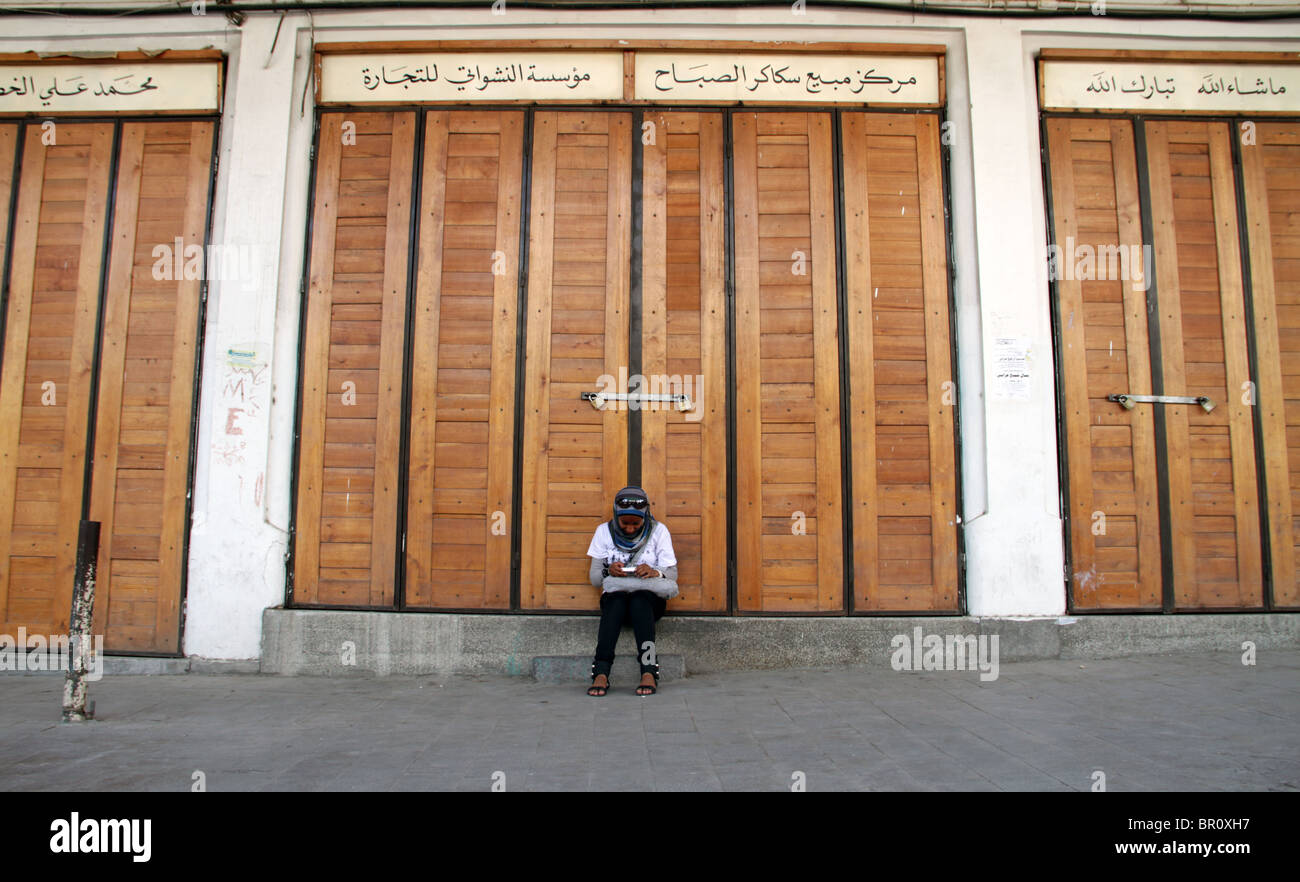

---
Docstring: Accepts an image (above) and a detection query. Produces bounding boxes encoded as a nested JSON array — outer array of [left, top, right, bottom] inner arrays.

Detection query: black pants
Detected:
[[592, 590, 667, 679]]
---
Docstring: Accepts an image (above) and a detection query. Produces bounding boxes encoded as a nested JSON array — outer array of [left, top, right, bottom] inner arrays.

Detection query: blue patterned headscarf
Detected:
[[609, 486, 655, 552]]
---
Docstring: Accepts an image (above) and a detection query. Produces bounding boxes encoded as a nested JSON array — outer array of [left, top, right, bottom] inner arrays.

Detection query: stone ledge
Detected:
[[258, 608, 1300, 676], [187, 657, 261, 675]]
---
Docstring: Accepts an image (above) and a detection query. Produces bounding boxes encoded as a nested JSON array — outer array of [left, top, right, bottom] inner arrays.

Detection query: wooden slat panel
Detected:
[[294, 112, 413, 606], [640, 111, 726, 612], [845, 114, 958, 612], [1046, 117, 1162, 609], [1145, 121, 1262, 609], [293, 117, 341, 604], [734, 112, 843, 612], [521, 112, 632, 610], [0, 123, 114, 635], [1243, 122, 1300, 608], [85, 121, 213, 652], [90, 125, 150, 645], [1114, 121, 1167, 606], [406, 111, 522, 609]]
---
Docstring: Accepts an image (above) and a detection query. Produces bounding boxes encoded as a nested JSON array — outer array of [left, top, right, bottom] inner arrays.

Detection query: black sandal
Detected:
[[635, 670, 659, 696], [588, 672, 609, 697]]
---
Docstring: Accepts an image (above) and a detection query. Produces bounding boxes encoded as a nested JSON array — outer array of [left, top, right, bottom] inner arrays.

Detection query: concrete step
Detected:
[[1, 655, 259, 676], [532, 654, 685, 683], [260, 608, 1300, 676]]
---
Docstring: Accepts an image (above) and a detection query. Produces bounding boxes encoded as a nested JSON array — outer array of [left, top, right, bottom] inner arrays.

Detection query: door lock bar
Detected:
[[1107, 393, 1215, 413], [582, 391, 694, 412]]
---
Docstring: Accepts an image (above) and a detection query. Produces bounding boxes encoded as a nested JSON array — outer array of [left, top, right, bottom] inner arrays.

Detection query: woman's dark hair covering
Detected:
[[609, 486, 655, 551]]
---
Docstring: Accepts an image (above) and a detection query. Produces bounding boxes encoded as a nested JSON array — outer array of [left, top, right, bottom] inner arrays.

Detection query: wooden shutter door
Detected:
[[640, 111, 727, 612], [0, 123, 114, 636], [1144, 121, 1262, 609], [520, 111, 631, 611], [732, 112, 843, 612], [295, 112, 414, 606], [843, 113, 958, 612], [88, 121, 214, 651], [1045, 118, 1163, 609], [405, 111, 523, 609], [1241, 121, 1300, 608]]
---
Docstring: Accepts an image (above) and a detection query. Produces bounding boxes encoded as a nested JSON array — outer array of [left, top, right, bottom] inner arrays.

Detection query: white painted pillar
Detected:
[[184, 17, 300, 658], [960, 21, 1066, 616]]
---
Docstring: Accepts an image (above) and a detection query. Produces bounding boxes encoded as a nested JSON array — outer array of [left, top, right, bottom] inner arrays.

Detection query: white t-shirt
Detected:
[[586, 521, 677, 572]]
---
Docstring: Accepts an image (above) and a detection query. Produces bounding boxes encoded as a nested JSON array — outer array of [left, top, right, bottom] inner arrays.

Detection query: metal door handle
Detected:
[[581, 391, 694, 412], [1107, 393, 1214, 413]]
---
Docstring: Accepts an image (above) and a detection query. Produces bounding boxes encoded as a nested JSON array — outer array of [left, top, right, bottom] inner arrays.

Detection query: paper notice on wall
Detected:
[[993, 337, 1031, 401]]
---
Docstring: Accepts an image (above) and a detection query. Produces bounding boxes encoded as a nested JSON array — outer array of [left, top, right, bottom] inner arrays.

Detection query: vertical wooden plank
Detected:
[[641, 110, 675, 601], [602, 112, 631, 539], [405, 111, 449, 606], [54, 125, 115, 633], [731, 112, 762, 610], [1110, 120, 1163, 607], [157, 121, 213, 648], [484, 111, 523, 607], [640, 109, 668, 525], [293, 114, 343, 605], [0, 123, 16, 621], [1144, 121, 1198, 606], [1240, 124, 1298, 607], [915, 114, 958, 608], [698, 112, 728, 611], [0, 126, 49, 623], [842, 112, 879, 610], [87, 125, 145, 643], [1045, 118, 1101, 604], [519, 112, 557, 609], [0, 124, 15, 280], [369, 112, 414, 605], [1207, 122, 1262, 604], [808, 113, 843, 611]]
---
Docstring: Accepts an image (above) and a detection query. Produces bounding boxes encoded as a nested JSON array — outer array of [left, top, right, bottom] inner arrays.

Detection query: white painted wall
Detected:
[[3, 6, 1297, 656]]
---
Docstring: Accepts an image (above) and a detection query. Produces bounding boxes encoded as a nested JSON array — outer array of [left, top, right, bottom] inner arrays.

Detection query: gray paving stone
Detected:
[[1, 649, 1296, 791]]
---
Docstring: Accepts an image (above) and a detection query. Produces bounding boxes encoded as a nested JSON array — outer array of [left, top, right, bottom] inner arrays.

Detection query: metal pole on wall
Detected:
[[62, 520, 100, 723]]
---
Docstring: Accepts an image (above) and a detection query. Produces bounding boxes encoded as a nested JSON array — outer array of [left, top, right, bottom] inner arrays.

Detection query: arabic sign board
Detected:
[[634, 53, 940, 104], [0, 62, 221, 113], [1041, 60, 1300, 113], [319, 53, 624, 103]]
